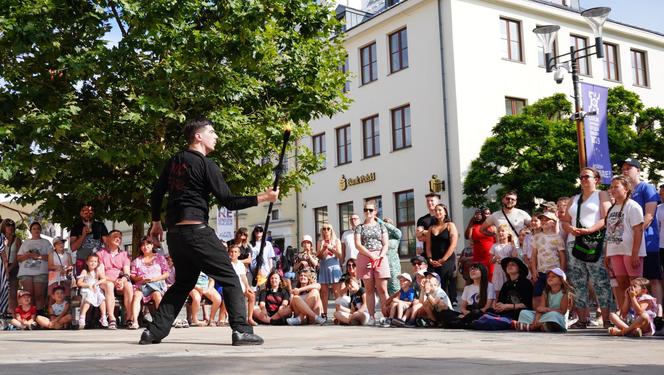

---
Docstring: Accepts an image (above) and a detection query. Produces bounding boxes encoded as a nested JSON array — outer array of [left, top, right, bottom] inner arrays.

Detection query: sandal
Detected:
[[129, 321, 139, 330], [208, 321, 219, 327], [108, 320, 117, 330], [181, 320, 190, 328], [190, 320, 205, 327], [173, 319, 183, 328], [608, 327, 623, 336]]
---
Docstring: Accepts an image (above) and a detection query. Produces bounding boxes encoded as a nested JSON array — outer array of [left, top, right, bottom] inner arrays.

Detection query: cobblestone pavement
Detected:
[[0, 325, 662, 374]]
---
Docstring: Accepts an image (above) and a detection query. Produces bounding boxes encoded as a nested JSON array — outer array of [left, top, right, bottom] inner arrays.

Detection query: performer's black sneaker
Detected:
[[138, 329, 162, 345], [231, 331, 264, 346]]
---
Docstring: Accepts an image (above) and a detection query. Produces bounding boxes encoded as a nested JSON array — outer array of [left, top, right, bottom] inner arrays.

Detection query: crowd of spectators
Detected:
[[2, 159, 664, 339]]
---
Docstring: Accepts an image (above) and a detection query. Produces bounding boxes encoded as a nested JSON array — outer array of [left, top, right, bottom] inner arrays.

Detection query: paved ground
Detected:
[[1, 325, 662, 375]]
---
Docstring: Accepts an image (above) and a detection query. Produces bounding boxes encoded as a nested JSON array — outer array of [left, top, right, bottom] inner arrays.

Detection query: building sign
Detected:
[[339, 172, 376, 191], [216, 207, 235, 241]]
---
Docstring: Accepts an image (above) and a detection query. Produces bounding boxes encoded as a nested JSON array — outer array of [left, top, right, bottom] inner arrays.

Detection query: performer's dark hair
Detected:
[[184, 117, 213, 144]]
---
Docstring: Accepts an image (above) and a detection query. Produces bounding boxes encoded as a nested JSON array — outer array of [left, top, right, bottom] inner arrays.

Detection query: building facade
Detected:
[[298, 0, 664, 258]]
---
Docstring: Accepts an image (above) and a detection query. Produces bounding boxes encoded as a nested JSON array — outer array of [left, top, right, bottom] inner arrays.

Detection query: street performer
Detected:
[[141, 117, 278, 346]]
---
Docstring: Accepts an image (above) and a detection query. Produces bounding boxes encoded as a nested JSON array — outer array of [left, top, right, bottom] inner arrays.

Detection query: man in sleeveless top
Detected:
[[142, 117, 278, 346]]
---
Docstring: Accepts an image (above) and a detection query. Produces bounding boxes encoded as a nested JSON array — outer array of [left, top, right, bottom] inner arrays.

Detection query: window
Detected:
[[271, 210, 280, 221], [389, 28, 408, 73], [603, 43, 620, 81], [336, 125, 352, 165], [341, 56, 351, 93], [362, 115, 380, 158], [505, 97, 526, 115], [570, 35, 591, 76], [364, 196, 383, 219], [391, 105, 411, 150], [395, 190, 415, 256], [631, 49, 649, 87], [312, 133, 326, 170], [500, 18, 523, 62], [360, 42, 378, 85], [386, 0, 400, 6], [314, 206, 328, 245], [338, 201, 354, 233]]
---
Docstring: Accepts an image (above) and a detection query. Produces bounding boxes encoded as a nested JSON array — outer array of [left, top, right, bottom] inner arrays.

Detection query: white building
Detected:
[[294, 0, 664, 258]]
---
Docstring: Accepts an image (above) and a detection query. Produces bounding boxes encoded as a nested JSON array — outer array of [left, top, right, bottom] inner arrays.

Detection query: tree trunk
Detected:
[[131, 219, 145, 259]]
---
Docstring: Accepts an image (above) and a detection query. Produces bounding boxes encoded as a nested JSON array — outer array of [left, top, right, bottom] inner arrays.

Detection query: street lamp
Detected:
[[533, 7, 611, 171]]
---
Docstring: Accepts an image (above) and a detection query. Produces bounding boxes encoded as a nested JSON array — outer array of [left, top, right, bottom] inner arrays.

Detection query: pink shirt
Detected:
[[98, 248, 130, 281]]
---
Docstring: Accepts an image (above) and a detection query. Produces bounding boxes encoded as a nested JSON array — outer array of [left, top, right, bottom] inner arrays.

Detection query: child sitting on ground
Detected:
[[333, 277, 369, 326], [609, 277, 658, 337], [384, 273, 415, 326], [10, 290, 37, 330], [76, 253, 108, 329], [36, 285, 72, 329], [416, 276, 457, 327], [515, 268, 572, 332], [188, 272, 222, 326]]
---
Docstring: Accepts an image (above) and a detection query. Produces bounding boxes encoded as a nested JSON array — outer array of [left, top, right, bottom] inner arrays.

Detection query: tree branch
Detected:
[[109, 1, 128, 38]]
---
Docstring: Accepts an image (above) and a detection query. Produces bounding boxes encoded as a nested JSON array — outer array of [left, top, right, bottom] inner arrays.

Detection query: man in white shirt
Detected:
[[480, 190, 531, 246], [341, 214, 360, 271]]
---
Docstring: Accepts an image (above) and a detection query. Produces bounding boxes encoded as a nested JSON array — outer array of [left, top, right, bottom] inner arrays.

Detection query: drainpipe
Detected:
[[437, 0, 454, 219], [294, 139, 301, 248]]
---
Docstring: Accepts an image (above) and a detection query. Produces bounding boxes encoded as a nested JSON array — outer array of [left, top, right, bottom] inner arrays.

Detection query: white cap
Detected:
[[397, 273, 412, 283]]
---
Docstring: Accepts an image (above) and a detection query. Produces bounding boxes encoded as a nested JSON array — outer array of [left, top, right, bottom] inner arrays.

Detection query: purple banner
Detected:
[[581, 82, 612, 184]]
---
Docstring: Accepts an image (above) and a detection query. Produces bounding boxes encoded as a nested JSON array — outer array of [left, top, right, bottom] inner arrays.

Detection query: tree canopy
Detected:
[[0, 1, 348, 235], [463, 87, 663, 212]]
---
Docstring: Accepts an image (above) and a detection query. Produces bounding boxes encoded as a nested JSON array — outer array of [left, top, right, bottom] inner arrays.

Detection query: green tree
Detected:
[[0, 1, 348, 249], [463, 87, 662, 211]]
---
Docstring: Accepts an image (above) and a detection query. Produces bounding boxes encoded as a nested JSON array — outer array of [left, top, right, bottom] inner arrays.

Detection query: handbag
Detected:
[[571, 195, 607, 263]]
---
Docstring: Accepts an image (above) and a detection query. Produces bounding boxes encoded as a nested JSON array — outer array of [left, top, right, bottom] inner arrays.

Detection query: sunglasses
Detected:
[[363, 208, 374, 213], [321, 227, 331, 231], [347, 264, 356, 268], [579, 175, 594, 180]]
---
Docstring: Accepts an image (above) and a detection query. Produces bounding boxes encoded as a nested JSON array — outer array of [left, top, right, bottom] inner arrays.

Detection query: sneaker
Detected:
[[78, 319, 85, 330], [404, 320, 416, 328], [380, 318, 391, 328], [587, 317, 602, 327], [390, 318, 405, 327], [366, 318, 375, 326], [286, 317, 302, 326], [314, 316, 326, 325], [99, 316, 109, 328]]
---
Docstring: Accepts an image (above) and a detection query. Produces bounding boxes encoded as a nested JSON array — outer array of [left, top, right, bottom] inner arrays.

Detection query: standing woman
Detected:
[[354, 201, 390, 323], [426, 204, 459, 304], [249, 226, 275, 288], [2, 219, 22, 314], [316, 224, 342, 317], [469, 208, 496, 281], [561, 167, 612, 329], [16, 222, 52, 311]]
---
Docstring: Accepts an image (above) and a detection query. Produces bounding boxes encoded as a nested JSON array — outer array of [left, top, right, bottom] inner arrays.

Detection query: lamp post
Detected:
[[533, 7, 611, 171]]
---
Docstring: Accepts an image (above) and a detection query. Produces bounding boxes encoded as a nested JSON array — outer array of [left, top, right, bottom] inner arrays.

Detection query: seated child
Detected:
[[36, 285, 72, 329], [10, 290, 37, 330], [516, 268, 572, 332], [384, 273, 415, 325], [188, 272, 221, 326], [333, 277, 369, 326], [609, 277, 658, 337], [418, 276, 458, 327]]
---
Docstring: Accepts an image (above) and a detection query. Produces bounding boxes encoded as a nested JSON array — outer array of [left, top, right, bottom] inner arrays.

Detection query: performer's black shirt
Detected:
[[151, 149, 258, 228]]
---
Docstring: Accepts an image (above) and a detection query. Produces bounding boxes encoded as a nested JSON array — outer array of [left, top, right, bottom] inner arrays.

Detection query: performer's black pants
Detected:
[[148, 225, 251, 339]]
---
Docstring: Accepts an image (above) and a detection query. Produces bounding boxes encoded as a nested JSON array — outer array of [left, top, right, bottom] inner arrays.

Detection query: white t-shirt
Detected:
[[17, 238, 53, 277], [433, 287, 453, 310], [567, 192, 603, 241], [231, 261, 247, 292], [341, 229, 359, 264], [250, 241, 275, 276], [486, 209, 531, 246], [460, 283, 496, 306], [605, 199, 646, 257], [657, 203, 664, 249]]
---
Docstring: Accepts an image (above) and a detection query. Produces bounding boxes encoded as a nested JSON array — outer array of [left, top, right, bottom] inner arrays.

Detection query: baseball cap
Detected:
[[548, 267, 567, 281], [537, 211, 558, 222], [52, 236, 66, 245], [414, 269, 426, 277], [620, 158, 641, 170], [424, 271, 441, 284], [410, 255, 426, 264], [17, 289, 32, 298], [397, 273, 412, 283]]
